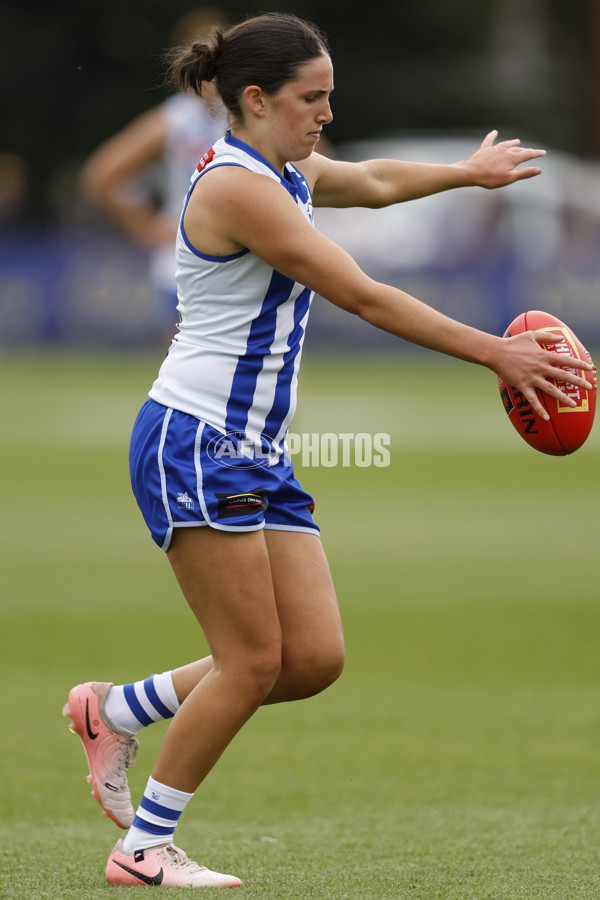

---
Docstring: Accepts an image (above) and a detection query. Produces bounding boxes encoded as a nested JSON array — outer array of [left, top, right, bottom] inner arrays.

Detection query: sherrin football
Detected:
[[498, 310, 596, 456]]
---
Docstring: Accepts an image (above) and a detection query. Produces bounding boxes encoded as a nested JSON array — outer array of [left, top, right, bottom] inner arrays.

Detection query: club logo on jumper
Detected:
[[176, 492, 195, 510], [207, 431, 282, 470], [215, 491, 269, 519]]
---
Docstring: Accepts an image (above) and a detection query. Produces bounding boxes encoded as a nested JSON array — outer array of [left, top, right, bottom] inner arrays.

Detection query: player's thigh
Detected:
[[167, 526, 282, 669], [264, 530, 344, 665]]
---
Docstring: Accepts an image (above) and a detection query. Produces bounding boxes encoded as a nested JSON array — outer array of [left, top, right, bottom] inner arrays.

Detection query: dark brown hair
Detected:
[[168, 13, 330, 122]]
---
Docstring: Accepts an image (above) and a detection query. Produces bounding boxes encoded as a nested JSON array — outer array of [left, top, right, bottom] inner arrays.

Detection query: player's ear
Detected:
[[242, 85, 267, 118]]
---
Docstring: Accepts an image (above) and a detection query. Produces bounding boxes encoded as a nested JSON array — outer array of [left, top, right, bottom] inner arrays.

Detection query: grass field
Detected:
[[1, 348, 600, 899]]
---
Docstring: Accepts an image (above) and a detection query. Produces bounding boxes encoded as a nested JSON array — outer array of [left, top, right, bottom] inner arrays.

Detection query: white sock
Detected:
[[104, 672, 179, 735], [123, 776, 193, 852]]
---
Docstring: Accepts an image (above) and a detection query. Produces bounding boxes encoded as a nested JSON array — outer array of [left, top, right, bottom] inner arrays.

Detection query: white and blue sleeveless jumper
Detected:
[[149, 133, 314, 457]]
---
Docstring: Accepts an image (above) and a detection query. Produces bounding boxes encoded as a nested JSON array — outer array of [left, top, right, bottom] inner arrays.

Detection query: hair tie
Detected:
[[207, 30, 224, 79]]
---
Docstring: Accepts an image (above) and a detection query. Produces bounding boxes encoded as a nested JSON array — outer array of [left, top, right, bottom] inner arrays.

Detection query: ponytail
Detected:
[[168, 29, 224, 96]]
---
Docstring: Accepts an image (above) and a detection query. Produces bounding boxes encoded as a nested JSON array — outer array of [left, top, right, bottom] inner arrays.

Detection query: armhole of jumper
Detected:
[[179, 163, 251, 262]]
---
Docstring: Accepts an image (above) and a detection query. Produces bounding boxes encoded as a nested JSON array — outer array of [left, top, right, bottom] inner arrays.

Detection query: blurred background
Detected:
[[1, 0, 599, 349]]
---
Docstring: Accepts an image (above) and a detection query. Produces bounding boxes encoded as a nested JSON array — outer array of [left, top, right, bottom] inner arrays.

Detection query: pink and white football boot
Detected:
[[63, 681, 138, 829], [105, 840, 242, 888]]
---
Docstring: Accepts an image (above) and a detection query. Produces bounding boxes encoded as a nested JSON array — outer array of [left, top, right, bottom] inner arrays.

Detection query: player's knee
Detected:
[[241, 648, 283, 701], [311, 649, 345, 696], [215, 641, 282, 705], [320, 645, 345, 691], [284, 643, 345, 700]]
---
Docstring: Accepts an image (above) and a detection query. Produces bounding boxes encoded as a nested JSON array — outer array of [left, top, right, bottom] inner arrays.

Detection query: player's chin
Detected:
[[300, 134, 321, 154]]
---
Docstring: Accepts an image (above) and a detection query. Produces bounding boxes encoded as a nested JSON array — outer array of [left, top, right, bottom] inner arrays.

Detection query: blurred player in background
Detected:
[[64, 12, 595, 890], [79, 8, 230, 338], [79, 7, 335, 341]]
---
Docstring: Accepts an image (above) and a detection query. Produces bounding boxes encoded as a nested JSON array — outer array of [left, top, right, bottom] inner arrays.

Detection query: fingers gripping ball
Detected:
[[498, 310, 596, 455]]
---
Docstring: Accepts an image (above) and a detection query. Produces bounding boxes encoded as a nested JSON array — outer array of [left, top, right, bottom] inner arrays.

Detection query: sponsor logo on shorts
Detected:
[[215, 491, 269, 519]]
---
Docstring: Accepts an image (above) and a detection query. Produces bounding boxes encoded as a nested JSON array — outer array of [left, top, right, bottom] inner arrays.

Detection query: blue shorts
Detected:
[[129, 399, 319, 551]]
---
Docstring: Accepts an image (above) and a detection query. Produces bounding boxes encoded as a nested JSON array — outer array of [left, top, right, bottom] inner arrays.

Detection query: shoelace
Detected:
[[164, 845, 208, 873], [114, 735, 139, 774]]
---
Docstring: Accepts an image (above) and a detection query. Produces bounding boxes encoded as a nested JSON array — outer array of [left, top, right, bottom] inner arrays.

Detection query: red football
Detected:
[[498, 310, 596, 455]]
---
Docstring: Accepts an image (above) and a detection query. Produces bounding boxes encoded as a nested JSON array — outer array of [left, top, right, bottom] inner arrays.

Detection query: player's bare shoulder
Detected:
[[186, 164, 311, 257], [193, 163, 291, 211], [183, 166, 259, 257]]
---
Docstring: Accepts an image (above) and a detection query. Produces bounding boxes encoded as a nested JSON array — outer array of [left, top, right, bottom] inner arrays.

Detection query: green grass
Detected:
[[1, 349, 600, 899]]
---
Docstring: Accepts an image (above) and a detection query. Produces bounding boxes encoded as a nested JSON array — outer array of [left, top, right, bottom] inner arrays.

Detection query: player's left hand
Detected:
[[488, 331, 595, 421], [454, 130, 547, 189]]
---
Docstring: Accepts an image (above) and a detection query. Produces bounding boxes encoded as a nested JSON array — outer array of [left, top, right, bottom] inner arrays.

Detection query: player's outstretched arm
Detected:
[[192, 167, 594, 423], [346, 283, 594, 422], [304, 129, 546, 209]]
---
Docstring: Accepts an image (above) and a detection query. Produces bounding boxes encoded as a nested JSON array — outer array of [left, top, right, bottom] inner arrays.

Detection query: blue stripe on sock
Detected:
[[139, 796, 182, 821], [143, 675, 175, 721], [123, 683, 154, 728], [132, 816, 174, 836]]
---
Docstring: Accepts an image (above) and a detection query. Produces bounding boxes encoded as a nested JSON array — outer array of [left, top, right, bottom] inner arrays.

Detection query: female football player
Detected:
[[64, 12, 595, 889]]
